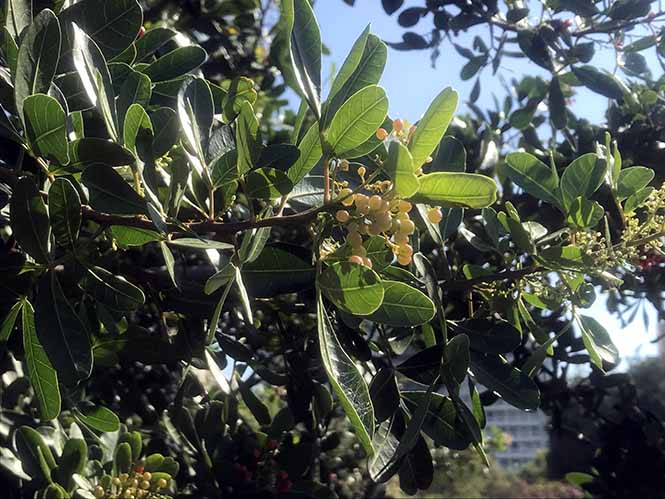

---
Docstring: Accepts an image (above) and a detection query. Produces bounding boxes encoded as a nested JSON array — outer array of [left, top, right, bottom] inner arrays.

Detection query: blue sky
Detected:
[[309, 1, 661, 361]]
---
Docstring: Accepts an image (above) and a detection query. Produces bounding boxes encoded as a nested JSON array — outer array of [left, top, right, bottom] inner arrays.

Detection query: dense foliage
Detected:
[[1, 0, 664, 497]]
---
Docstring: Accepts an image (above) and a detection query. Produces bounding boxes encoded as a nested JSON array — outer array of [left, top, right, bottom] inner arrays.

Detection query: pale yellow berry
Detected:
[[339, 188, 354, 206], [397, 254, 412, 266], [336, 210, 350, 223], [376, 128, 389, 140], [400, 219, 415, 235], [348, 255, 364, 265], [398, 244, 414, 257], [381, 199, 391, 212], [156, 478, 168, 489], [427, 207, 443, 224], [140, 480, 150, 490], [398, 200, 412, 213], [363, 257, 373, 268], [112, 477, 121, 486], [357, 166, 366, 178], [94, 486, 105, 499], [425, 156, 433, 164], [119, 474, 129, 483], [394, 232, 409, 245], [142, 472, 151, 482], [369, 195, 383, 211]]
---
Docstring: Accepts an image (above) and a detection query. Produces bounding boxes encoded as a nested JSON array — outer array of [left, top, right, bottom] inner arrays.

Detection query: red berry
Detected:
[[137, 26, 146, 38], [134, 464, 144, 474], [266, 439, 279, 451], [277, 480, 293, 493]]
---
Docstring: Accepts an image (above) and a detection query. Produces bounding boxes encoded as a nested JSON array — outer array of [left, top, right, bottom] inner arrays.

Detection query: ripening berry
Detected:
[[339, 159, 350, 171], [358, 223, 369, 235], [357, 166, 366, 178], [142, 472, 151, 482], [336, 210, 350, 223], [119, 474, 129, 483], [425, 156, 433, 164], [348, 255, 364, 265], [394, 232, 409, 245], [137, 26, 146, 39], [369, 195, 383, 211], [339, 188, 354, 206], [376, 128, 389, 140], [398, 200, 412, 213], [398, 244, 413, 257], [93, 486, 105, 499], [347, 231, 363, 248], [363, 257, 373, 268], [397, 254, 412, 266], [368, 222, 382, 236], [140, 480, 150, 490], [381, 199, 391, 212], [393, 119, 404, 132], [156, 478, 168, 489], [353, 246, 367, 258], [427, 207, 443, 224], [400, 219, 415, 235]]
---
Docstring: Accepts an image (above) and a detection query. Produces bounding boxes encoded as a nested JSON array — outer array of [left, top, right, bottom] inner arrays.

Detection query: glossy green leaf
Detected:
[[15, 425, 57, 482], [123, 103, 153, 156], [441, 334, 470, 386], [369, 419, 399, 481], [59, 0, 142, 62], [369, 367, 400, 423], [75, 404, 120, 432], [204, 262, 236, 296], [625, 186, 654, 213], [52, 438, 87, 489], [454, 318, 522, 354], [5, 0, 32, 41], [572, 65, 625, 100], [142, 46, 206, 82], [81, 164, 147, 215], [410, 172, 497, 208], [366, 280, 434, 327], [178, 77, 213, 171], [319, 261, 384, 315], [317, 294, 374, 454], [323, 29, 387, 127], [83, 266, 145, 312], [219, 77, 258, 121], [504, 152, 560, 208], [242, 244, 315, 297], [117, 70, 151, 133], [287, 121, 322, 184], [168, 238, 234, 251], [431, 136, 465, 172], [578, 315, 620, 370], [48, 178, 81, 247], [210, 149, 238, 191], [71, 23, 118, 139], [617, 166, 654, 201], [10, 177, 51, 263], [134, 27, 177, 63], [0, 300, 22, 342], [245, 167, 293, 199], [23, 94, 69, 165], [239, 382, 271, 426], [560, 153, 606, 209], [384, 141, 419, 198], [14, 9, 61, 120], [566, 197, 604, 228], [403, 391, 472, 449], [236, 101, 261, 175], [280, 0, 322, 117], [36, 273, 92, 386], [470, 353, 540, 411], [408, 87, 458, 168], [68, 138, 134, 170], [325, 85, 388, 156], [22, 300, 61, 420]]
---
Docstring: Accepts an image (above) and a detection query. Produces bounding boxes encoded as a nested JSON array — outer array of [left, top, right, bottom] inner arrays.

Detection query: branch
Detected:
[[440, 266, 543, 291]]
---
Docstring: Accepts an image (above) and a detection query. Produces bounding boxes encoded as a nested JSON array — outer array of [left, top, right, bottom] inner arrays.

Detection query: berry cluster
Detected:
[[92, 466, 171, 499]]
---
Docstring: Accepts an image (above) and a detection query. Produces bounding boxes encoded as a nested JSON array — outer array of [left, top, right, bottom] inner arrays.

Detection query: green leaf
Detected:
[[59, 0, 142, 62], [14, 9, 61, 120], [578, 315, 620, 370], [36, 273, 92, 386], [397, 344, 444, 385], [441, 334, 470, 386], [616, 166, 654, 200], [219, 77, 258, 122], [369, 367, 400, 423], [280, 0, 322, 117], [5, 0, 32, 41], [402, 391, 472, 449], [210, 149, 238, 191], [317, 295, 374, 454], [366, 280, 434, 327], [236, 101, 261, 175], [114, 443, 132, 474], [117, 70, 151, 134], [410, 172, 497, 208], [470, 353, 540, 411], [607, 0, 651, 19], [134, 27, 177, 63], [572, 65, 625, 99], [325, 85, 388, 156], [323, 29, 387, 127], [71, 23, 118, 140], [15, 425, 57, 482], [178, 77, 213, 171], [22, 300, 61, 420], [566, 197, 604, 228], [142, 46, 207, 82], [10, 177, 51, 263], [286, 121, 322, 184], [52, 438, 87, 489], [408, 87, 458, 168], [204, 262, 236, 295], [159, 241, 177, 288], [454, 319, 522, 354], [81, 164, 147, 215], [123, 103, 153, 156], [539, 245, 590, 270], [239, 382, 271, 426], [624, 186, 654, 213], [83, 266, 145, 312], [48, 178, 81, 247], [369, 419, 399, 481], [68, 138, 134, 171], [0, 300, 22, 342], [242, 244, 315, 297], [245, 167, 293, 199], [560, 153, 606, 209], [23, 94, 69, 165], [205, 272, 235, 343], [504, 152, 560, 208], [168, 238, 234, 251], [75, 405, 120, 432], [150, 107, 179, 157], [384, 141, 419, 198], [319, 261, 384, 315], [431, 136, 465, 172]]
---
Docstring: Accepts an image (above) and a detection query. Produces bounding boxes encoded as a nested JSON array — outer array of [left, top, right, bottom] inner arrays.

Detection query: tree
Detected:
[[0, 1, 662, 497]]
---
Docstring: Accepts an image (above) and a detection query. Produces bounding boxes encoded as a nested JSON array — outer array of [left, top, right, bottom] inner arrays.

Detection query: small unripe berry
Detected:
[[348, 255, 364, 265], [142, 472, 151, 482], [427, 207, 443, 224], [156, 478, 168, 489], [394, 232, 409, 245], [369, 195, 383, 211], [397, 254, 412, 266], [336, 210, 350, 223], [368, 222, 382, 236], [393, 119, 404, 132], [425, 156, 433, 164], [398, 200, 412, 213], [376, 128, 388, 140], [347, 231, 363, 248], [93, 486, 105, 498], [140, 480, 150, 490], [400, 219, 415, 235], [353, 246, 367, 258], [398, 244, 413, 257], [339, 188, 354, 206]]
